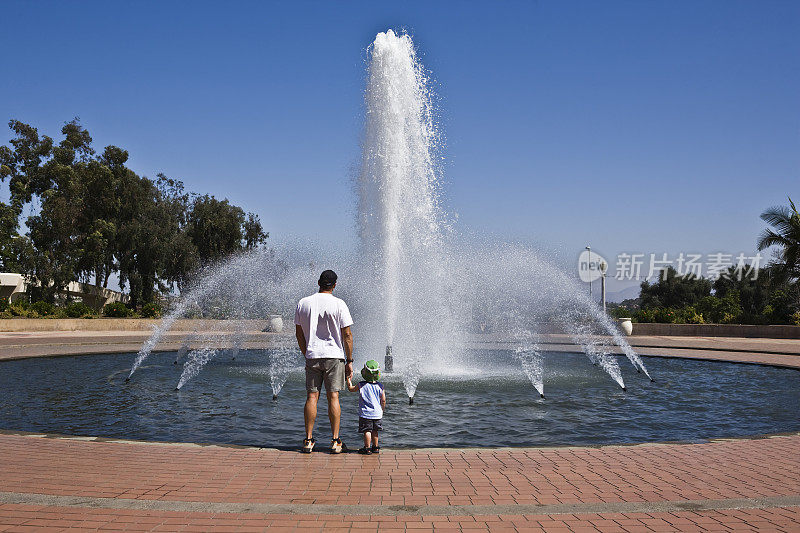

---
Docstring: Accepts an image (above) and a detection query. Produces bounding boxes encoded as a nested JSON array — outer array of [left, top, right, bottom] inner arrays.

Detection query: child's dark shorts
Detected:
[[358, 417, 382, 433]]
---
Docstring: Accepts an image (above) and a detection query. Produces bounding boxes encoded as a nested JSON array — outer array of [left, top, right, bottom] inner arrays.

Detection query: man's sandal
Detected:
[[301, 437, 315, 453], [358, 447, 372, 455], [370, 445, 380, 454], [330, 438, 344, 454]]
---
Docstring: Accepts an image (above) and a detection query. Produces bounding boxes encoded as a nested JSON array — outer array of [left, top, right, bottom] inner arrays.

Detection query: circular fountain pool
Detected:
[[1, 350, 798, 448]]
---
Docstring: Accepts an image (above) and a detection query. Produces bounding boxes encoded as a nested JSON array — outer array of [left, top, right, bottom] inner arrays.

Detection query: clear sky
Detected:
[[2, 1, 798, 296]]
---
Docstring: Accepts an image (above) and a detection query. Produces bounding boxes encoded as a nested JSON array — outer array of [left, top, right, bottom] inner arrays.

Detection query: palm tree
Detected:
[[758, 197, 800, 279]]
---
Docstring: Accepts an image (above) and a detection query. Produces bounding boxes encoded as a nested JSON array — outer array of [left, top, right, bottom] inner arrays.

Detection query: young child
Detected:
[[347, 359, 386, 454]]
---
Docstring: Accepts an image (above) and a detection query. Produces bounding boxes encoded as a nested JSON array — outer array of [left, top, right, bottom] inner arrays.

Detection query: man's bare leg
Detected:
[[363, 431, 372, 449], [304, 392, 319, 440], [327, 391, 340, 439], [372, 432, 379, 449]]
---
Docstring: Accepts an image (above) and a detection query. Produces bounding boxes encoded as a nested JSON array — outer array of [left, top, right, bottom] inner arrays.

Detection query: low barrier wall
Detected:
[[0, 318, 270, 332], [630, 323, 800, 339], [1, 318, 798, 339]]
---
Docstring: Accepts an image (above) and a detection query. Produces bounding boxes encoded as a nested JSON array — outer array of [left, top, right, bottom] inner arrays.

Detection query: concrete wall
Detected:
[[630, 323, 800, 339], [1, 318, 798, 338], [0, 318, 271, 332]]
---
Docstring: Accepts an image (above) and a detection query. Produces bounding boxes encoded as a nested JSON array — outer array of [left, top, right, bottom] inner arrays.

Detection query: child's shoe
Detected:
[[358, 447, 372, 455], [371, 445, 380, 454]]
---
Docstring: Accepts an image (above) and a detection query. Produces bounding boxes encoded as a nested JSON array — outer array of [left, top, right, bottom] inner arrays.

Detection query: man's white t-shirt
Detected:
[[294, 292, 354, 360]]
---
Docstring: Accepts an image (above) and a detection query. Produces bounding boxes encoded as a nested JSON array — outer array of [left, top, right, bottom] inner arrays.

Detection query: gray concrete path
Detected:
[[1, 330, 799, 369]]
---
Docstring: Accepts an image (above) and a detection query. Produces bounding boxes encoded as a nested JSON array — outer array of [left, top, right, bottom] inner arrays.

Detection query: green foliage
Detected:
[[639, 267, 712, 309], [608, 305, 635, 319], [8, 300, 32, 317], [64, 301, 95, 318], [758, 197, 800, 280], [0, 120, 269, 307], [141, 302, 162, 318], [30, 300, 56, 317], [634, 258, 799, 325], [103, 301, 132, 318], [695, 294, 743, 324]]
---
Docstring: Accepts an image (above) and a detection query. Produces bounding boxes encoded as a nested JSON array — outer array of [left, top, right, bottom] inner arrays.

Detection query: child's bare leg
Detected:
[[363, 431, 371, 449], [371, 432, 379, 448]]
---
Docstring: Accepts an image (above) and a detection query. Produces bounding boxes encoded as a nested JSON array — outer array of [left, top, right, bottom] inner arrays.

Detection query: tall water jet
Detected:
[[357, 29, 458, 399]]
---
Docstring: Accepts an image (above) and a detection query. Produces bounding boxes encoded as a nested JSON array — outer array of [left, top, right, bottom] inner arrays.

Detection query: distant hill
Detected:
[[605, 284, 641, 303]]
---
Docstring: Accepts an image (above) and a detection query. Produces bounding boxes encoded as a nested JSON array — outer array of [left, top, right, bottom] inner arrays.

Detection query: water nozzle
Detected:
[[272, 394, 278, 401], [650, 378, 655, 383], [408, 396, 414, 405], [540, 393, 545, 399], [621, 386, 627, 392], [124, 377, 130, 382], [385, 345, 394, 373]]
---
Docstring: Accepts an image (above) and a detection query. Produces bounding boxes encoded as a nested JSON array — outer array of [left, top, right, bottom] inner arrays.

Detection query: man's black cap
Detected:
[[319, 270, 337, 286]]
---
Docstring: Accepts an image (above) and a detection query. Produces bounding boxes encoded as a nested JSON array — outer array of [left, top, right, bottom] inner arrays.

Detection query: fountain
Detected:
[[7, 30, 800, 451], [126, 29, 649, 400]]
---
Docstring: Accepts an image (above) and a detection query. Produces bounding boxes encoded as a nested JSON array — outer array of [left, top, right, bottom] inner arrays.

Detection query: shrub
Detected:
[[9, 301, 31, 317], [141, 302, 162, 318], [634, 308, 657, 323], [103, 301, 132, 317], [792, 311, 800, 326], [0, 299, 8, 312], [697, 294, 742, 324], [65, 302, 96, 318], [30, 301, 56, 317], [654, 307, 678, 323], [685, 306, 705, 324]]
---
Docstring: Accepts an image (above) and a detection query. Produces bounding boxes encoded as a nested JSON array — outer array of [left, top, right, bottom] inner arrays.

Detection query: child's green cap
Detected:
[[361, 359, 380, 382]]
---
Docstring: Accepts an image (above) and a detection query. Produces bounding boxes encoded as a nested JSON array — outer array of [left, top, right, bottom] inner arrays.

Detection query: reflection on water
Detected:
[[1, 350, 798, 448]]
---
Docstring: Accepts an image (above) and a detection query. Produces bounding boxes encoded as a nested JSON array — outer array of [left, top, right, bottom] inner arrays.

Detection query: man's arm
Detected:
[[341, 325, 353, 378], [295, 325, 307, 356]]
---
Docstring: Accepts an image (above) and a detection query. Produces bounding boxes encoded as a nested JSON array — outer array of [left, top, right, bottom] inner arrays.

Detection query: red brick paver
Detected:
[[1, 433, 799, 531], [1, 503, 800, 532]]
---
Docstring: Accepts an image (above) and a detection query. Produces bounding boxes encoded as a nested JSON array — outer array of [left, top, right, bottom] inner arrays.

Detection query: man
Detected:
[[294, 269, 354, 453]]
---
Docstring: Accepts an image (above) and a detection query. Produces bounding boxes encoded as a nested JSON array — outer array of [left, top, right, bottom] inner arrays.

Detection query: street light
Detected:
[[585, 246, 592, 300], [599, 259, 608, 314]]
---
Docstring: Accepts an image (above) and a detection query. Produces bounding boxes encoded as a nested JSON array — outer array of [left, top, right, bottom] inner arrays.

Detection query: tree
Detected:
[[1, 119, 269, 307], [639, 266, 712, 309], [244, 212, 268, 250], [758, 197, 800, 280], [187, 195, 267, 264]]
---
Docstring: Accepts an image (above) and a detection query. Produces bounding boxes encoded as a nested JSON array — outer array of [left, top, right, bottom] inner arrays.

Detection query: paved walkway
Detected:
[[1, 431, 799, 531], [2, 331, 800, 369]]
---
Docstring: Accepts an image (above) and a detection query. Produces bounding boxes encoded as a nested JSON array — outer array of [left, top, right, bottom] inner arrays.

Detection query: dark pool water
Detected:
[[1, 350, 798, 449]]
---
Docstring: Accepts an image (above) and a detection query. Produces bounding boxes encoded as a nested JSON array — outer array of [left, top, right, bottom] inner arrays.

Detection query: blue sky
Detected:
[[2, 1, 798, 295]]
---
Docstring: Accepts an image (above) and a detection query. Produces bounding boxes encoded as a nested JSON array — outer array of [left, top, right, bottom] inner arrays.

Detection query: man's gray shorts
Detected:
[[305, 358, 346, 393]]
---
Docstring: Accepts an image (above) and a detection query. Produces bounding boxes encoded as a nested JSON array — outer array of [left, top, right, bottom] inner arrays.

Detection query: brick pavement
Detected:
[[1, 432, 799, 531]]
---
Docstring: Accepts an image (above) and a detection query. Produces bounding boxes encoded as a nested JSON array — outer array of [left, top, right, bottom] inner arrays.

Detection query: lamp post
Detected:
[[585, 246, 592, 300], [599, 260, 608, 314]]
